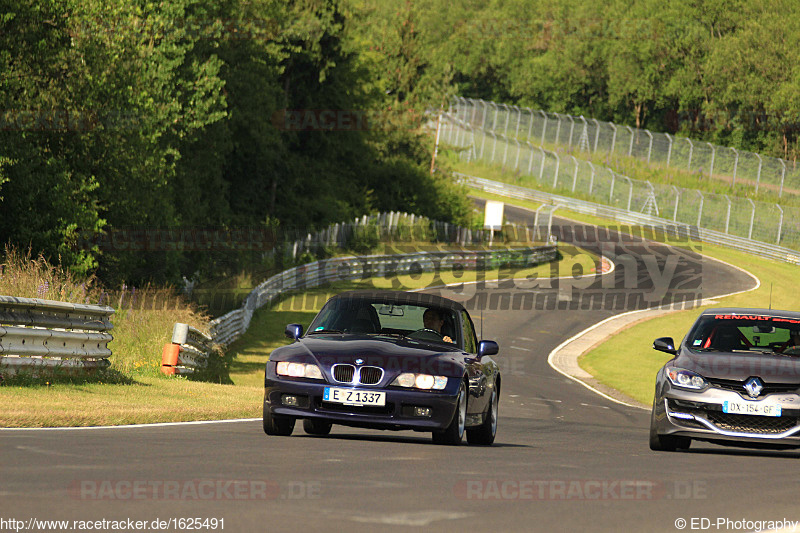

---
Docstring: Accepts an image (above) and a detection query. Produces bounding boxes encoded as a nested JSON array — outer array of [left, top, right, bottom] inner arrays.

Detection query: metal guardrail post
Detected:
[[748, 198, 756, 240], [776, 204, 784, 245], [609, 171, 616, 203]]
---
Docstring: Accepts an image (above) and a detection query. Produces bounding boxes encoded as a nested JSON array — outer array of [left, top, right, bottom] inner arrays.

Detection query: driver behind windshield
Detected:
[[783, 329, 800, 355], [423, 308, 453, 343]]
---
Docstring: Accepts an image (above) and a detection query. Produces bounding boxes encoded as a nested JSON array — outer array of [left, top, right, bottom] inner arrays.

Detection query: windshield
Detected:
[[307, 298, 460, 348], [686, 313, 800, 355]]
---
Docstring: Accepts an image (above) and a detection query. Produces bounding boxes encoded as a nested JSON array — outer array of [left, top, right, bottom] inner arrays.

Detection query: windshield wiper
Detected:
[[307, 329, 343, 335]]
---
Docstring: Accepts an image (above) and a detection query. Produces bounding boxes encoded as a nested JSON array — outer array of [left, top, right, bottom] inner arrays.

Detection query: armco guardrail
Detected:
[[459, 172, 800, 266], [161, 323, 213, 376], [0, 296, 114, 376], [207, 246, 558, 347]]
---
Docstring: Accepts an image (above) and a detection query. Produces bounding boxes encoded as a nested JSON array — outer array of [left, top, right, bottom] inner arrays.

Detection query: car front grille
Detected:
[[706, 378, 799, 397], [359, 366, 383, 385], [333, 364, 355, 383], [705, 411, 798, 435], [331, 364, 384, 385]]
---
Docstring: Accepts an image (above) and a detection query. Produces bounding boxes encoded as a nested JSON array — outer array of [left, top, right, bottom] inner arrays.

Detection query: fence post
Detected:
[[665, 134, 673, 167], [587, 162, 596, 195], [622, 176, 633, 211], [747, 199, 756, 240], [480, 99, 488, 130], [687, 139, 694, 171], [724, 195, 731, 234], [567, 115, 575, 149], [571, 155, 579, 192], [503, 104, 511, 136], [609, 171, 616, 203], [554, 113, 562, 145], [779, 159, 786, 198], [707, 142, 716, 179], [646, 130, 653, 163], [539, 110, 548, 145], [731, 148, 739, 187], [514, 105, 522, 138], [526, 107, 534, 140], [552, 151, 560, 188], [491, 102, 499, 132], [754, 153, 763, 194], [490, 132, 498, 163], [592, 119, 600, 152], [502, 131, 510, 166], [609, 123, 617, 155], [514, 139, 522, 170], [696, 190, 704, 227], [626, 126, 634, 156], [527, 141, 536, 174], [776, 204, 784, 245], [538, 147, 546, 180], [672, 185, 680, 221]]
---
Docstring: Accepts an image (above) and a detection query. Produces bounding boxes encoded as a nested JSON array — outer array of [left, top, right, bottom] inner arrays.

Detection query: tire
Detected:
[[433, 382, 467, 445], [303, 419, 332, 436], [649, 403, 690, 451], [467, 388, 498, 445], [263, 403, 295, 436]]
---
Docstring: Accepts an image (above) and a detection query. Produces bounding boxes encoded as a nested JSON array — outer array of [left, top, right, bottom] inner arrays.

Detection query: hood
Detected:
[[270, 334, 466, 376], [677, 347, 800, 383]]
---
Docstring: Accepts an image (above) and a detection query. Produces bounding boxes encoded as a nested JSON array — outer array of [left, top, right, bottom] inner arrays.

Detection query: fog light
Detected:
[[413, 407, 432, 417], [282, 395, 299, 407]]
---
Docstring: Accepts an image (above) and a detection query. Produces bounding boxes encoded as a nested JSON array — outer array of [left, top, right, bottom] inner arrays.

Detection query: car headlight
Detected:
[[276, 361, 323, 380], [392, 373, 448, 390], [666, 367, 707, 390]]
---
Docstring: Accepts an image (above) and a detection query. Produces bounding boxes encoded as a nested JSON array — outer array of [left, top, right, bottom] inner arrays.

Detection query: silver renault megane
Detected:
[[650, 308, 800, 451]]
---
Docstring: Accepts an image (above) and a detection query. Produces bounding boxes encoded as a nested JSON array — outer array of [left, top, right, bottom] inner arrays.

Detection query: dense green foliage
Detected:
[[405, 0, 800, 159], [2, 0, 795, 285], [0, 0, 471, 284]]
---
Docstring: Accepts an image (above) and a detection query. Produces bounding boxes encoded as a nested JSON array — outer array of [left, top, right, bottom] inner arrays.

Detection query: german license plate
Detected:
[[323, 387, 385, 406], [722, 400, 781, 417]]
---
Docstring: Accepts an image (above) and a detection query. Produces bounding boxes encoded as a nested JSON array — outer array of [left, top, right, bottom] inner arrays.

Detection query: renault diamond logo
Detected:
[[744, 377, 764, 399], [355, 358, 364, 365]]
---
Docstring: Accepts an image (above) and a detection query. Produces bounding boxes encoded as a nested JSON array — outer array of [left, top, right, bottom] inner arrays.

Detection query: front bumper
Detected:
[[264, 377, 460, 431], [654, 383, 800, 447]]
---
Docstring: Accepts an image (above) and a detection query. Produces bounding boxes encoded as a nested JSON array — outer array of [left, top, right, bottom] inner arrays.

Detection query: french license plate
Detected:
[[323, 387, 385, 406], [722, 400, 782, 417]]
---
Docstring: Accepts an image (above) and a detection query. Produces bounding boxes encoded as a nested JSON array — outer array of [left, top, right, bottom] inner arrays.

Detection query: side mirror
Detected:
[[285, 324, 303, 340], [477, 340, 499, 358], [653, 337, 677, 355]]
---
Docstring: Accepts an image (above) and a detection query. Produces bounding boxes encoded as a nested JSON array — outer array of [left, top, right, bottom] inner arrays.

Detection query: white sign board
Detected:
[[483, 200, 504, 230]]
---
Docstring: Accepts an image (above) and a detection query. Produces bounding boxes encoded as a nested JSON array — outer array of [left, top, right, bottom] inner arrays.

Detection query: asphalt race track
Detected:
[[6, 205, 799, 533]]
